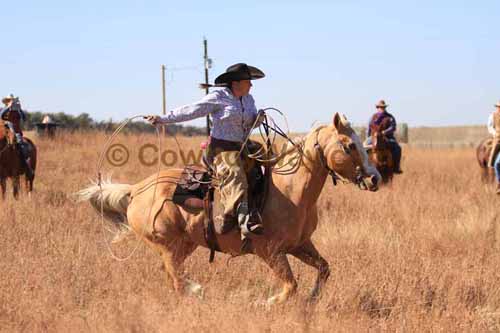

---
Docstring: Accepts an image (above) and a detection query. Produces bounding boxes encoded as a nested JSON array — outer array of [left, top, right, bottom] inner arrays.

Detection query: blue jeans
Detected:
[[494, 152, 500, 182], [4, 121, 23, 144]]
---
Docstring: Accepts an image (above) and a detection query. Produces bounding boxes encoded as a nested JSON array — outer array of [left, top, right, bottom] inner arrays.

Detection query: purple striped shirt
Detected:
[[158, 88, 259, 143]]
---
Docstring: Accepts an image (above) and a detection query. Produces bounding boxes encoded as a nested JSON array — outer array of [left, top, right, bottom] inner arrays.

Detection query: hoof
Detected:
[[186, 280, 204, 299], [307, 294, 320, 304], [308, 285, 321, 302], [266, 295, 284, 307], [111, 228, 133, 244]]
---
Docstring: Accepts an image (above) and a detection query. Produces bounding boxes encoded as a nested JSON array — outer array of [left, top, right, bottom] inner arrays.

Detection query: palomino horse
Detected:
[[476, 137, 495, 183], [0, 119, 37, 199], [78, 113, 380, 304], [366, 123, 394, 183]]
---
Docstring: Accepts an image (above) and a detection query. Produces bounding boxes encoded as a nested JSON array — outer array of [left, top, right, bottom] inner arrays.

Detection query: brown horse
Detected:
[[78, 113, 380, 304], [0, 120, 37, 199], [366, 123, 394, 183], [476, 137, 495, 183]]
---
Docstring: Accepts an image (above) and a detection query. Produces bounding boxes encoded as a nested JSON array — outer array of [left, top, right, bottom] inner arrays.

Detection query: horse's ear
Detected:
[[333, 113, 341, 130], [340, 114, 351, 127]]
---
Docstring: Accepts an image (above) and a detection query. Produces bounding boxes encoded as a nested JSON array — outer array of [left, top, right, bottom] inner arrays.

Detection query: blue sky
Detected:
[[2, 0, 499, 131]]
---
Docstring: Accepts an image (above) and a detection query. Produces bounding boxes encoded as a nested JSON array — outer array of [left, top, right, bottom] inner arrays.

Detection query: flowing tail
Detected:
[[76, 180, 132, 242]]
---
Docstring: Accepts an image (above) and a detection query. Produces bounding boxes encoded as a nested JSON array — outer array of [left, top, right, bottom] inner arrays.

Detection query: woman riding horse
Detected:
[[78, 110, 380, 304], [146, 63, 266, 241]]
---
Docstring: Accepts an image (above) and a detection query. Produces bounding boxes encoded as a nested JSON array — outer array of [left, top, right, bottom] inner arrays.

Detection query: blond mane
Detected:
[[270, 124, 329, 173]]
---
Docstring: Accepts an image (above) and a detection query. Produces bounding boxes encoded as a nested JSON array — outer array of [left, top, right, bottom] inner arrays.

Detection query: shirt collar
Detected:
[[222, 87, 248, 102], [223, 87, 236, 100]]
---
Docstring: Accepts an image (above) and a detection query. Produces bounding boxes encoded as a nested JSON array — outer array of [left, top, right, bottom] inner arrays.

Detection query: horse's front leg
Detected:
[[259, 252, 297, 305], [25, 175, 33, 196], [12, 176, 20, 199], [0, 177, 6, 199], [290, 240, 330, 301]]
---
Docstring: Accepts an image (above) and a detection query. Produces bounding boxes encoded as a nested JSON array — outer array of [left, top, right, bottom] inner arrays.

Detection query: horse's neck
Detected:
[[0, 121, 5, 139], [272, 134, 329, 208]]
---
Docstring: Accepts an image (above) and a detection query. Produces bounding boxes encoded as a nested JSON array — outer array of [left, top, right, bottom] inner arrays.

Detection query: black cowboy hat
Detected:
[[375, 100, 388, 108], [214, 63, 265, 84]]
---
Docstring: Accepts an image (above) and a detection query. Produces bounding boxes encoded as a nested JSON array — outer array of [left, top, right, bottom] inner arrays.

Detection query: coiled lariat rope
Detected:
[[238, 107, 307, 175], [96, 115, 163, 262]]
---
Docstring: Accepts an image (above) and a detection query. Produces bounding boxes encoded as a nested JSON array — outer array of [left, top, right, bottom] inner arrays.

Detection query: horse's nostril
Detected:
[[370, 175, 378, 186]]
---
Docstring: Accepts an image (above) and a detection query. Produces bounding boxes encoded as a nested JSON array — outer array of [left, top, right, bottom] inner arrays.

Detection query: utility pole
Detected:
[[161, 64, 166, 136], [203, 37, 211, 136]]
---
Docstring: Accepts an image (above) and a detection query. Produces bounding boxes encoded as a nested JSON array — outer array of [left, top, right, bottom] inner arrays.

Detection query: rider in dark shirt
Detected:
[[366, 100, 402, 173]]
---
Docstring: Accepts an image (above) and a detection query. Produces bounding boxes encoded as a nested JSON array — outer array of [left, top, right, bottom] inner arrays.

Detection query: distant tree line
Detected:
[[24, 111, 206, 136]]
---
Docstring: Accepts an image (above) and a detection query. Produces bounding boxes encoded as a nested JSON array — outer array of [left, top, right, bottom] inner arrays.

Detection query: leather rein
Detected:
[[259, 118, 367, 189]]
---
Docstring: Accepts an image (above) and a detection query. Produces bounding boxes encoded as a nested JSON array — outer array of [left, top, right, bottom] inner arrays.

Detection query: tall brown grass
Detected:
[[1, 131, 500, 332]]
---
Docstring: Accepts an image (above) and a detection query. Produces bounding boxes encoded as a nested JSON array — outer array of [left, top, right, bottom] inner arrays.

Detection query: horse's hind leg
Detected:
[[129, 198, 201, 297], [290, 240, 330, 301], [145, 236, 200, 297]]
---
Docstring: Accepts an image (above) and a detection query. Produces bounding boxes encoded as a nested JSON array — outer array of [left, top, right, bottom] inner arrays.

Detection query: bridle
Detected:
[[245, 113, 371, 189], [313, 128, 368, 189]]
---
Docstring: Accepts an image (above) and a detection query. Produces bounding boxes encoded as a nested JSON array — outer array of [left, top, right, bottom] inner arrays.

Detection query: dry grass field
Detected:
[[1, 130, 500, 332]]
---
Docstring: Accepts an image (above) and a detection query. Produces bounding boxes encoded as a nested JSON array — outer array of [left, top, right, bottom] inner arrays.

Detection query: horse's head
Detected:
[[316, 113, 380, 191], [370, 123, 388, 151]]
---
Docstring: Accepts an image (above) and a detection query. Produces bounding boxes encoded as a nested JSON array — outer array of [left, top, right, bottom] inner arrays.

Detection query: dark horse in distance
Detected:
[[365, 122, 394, 183], [0, 120, 37, 198]]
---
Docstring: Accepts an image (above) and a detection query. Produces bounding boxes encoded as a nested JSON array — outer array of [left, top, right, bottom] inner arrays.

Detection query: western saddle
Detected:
[[171, 140, 271, 262]]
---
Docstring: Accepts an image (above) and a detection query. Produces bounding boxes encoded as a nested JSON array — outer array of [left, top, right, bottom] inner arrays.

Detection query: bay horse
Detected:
[[366, 122, 394, 183], [0, 119, 37, 199], [476, 137, 495, 183], [78, 113, 380, 304]]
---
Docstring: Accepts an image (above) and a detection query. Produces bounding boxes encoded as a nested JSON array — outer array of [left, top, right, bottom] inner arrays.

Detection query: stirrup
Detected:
[[238, 211, 264, 238]]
